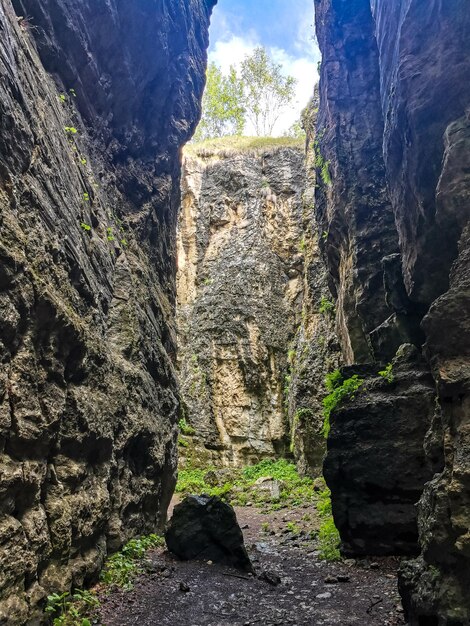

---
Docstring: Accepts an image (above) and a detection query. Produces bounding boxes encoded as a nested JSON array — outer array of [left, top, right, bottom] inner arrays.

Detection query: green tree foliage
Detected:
[[194, 63, 245, 141], [241, 47, 296, 136], [194, 47, 297, 140]]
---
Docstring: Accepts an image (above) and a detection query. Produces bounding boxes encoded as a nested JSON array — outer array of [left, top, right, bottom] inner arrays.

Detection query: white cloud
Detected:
[[208, 36, 318, 136]]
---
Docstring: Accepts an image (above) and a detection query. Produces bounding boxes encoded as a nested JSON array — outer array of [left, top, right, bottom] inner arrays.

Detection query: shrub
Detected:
[[322, 372, 363, 438]]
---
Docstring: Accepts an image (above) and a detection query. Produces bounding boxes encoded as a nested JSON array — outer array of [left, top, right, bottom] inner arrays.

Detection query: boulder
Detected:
[[165, 496, 253, 572]]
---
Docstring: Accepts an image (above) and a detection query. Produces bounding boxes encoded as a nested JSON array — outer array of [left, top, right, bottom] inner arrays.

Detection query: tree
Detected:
[[194, 63, 245, 141], [240, 47, 296, 136]]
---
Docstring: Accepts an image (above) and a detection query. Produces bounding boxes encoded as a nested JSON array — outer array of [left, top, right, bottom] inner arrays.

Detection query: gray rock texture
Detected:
[[314, 0, 470, 622], [176, 145, 306, 466], [0, 0, 214, 621], [286, 94, 342, 476]]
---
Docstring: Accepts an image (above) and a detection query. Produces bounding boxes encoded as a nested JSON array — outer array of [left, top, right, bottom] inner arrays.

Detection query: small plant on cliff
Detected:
[[100, 534, 164, 590], [290, 407, 314, 453], [80, 222, 91, 231], [178, 418, 196, 436], [319, 296, 335, 316], [378, 363, 394, 383], [64, 126, 77, 134], [322, 371, 363, 438], [45, 589, 99, 626]]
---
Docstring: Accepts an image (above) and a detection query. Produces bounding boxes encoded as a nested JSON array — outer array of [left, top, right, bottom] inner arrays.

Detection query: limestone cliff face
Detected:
[[0, 0, 214, 621], [177, 146, 306, 466], [287, 96, 341, 476], [314, 0, 470, 622]]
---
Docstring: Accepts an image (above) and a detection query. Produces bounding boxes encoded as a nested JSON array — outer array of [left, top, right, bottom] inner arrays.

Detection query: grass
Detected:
[[176, 459, 342, 562], [316, 487, 341, 561], [176, 458, 318, 510], [185, 135, 305, 158]]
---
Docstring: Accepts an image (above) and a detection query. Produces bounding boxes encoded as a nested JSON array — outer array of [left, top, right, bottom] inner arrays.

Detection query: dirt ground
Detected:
[[98, 500, 406, 626]]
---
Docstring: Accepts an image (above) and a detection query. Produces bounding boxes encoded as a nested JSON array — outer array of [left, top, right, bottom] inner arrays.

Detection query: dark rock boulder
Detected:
[[323, 347, 443, 556], [165, 496, 253, 572]]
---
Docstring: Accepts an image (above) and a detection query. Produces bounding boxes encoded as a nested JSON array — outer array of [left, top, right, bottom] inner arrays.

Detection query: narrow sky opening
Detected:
[[207, 0, 321, 135]]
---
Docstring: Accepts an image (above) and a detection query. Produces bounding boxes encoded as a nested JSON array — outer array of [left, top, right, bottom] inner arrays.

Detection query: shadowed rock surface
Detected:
[[0, 0, 215, 621], [314, 0, 470, 622], [324, 346, 443, 557], [165, 495, 253, 572]]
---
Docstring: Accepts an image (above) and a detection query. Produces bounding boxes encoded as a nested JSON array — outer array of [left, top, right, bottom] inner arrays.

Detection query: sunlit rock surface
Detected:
[[176, 145, 306, 466]]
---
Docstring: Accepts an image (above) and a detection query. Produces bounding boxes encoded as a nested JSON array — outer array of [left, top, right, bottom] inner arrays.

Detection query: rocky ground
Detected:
[[97, 500, 406, 626]]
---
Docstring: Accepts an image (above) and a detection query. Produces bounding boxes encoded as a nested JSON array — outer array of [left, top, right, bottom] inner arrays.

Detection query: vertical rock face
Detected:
[[0, 0, 214, 621], [287, 95, 342, 476], [176, 146, 306, 466], [314, 0, 470, 622]]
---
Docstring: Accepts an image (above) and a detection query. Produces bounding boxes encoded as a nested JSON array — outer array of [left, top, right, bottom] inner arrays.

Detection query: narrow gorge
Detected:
[[0, 0, 468, 625]]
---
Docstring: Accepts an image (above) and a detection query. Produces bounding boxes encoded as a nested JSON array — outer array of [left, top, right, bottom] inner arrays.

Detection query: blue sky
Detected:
[[208, 0, 320, 134]]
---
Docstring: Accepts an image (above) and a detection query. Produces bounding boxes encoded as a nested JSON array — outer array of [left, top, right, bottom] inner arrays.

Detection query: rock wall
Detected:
[[313, 0, 470, 622], [286, 95, 341, 476], [0, 0, 214, 621], [176, 145, 306, 467]]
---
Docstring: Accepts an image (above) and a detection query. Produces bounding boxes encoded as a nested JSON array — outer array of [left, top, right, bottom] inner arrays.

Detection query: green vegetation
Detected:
[[290, 407, 314, 452], [195, 63, 245, 140], [286, 521, 300, 535], [194, 46, 296, 139], [319, 296, 335, 316], [241, 46, 296, 137], [287, 349, 297, 364], [80, 222, 91, 231], [176, 459, 318, 511], [322, 370, 364, 438], [58, 94, 66, 103], [100, 534, 164, 590], [313, 138, 332, 186], [378, 363, 394, 383], [64, 126, 77, 134], [186, 135, 304, 158], [106, 227, 115, 242], [316, 486, 341, 561], [178, 418, 196, 436], [82, 192, 89, 202], [45, 589, 99, 626]]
